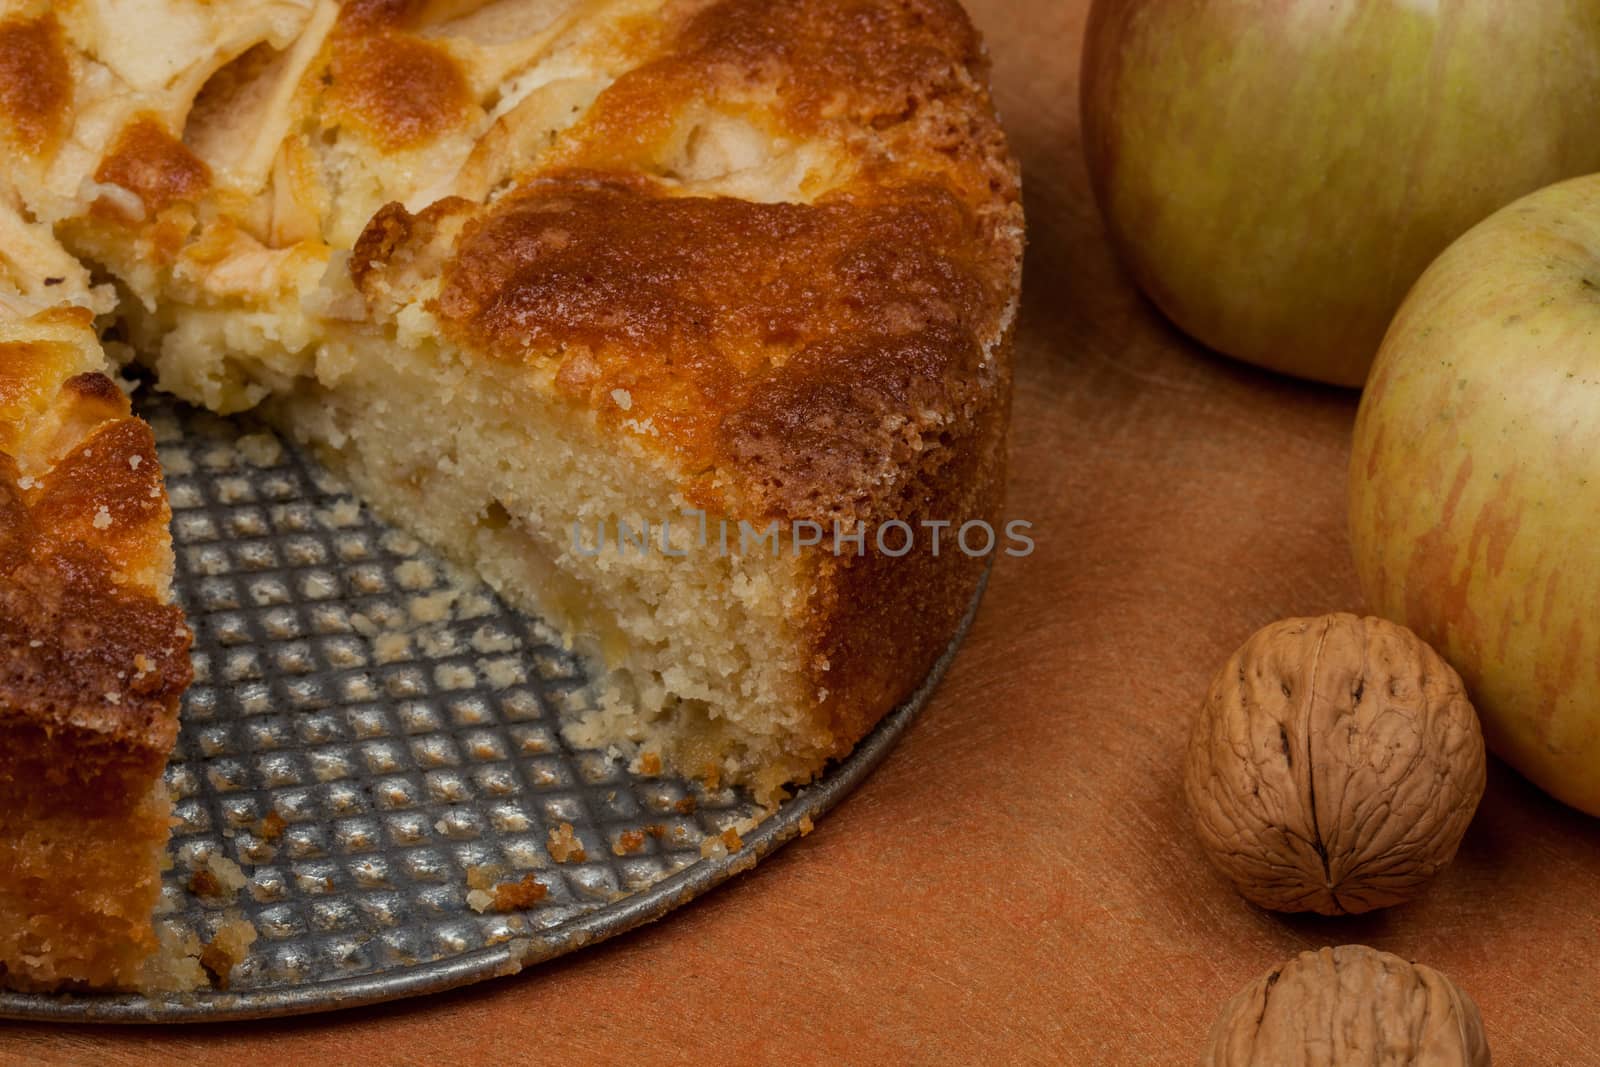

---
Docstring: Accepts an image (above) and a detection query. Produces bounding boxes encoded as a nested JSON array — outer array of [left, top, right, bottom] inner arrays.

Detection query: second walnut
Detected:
[[1185, 614, 1486, 915]]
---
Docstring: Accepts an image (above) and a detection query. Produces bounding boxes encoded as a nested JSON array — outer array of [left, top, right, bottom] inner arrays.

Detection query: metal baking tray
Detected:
[[0, 392, 982, 1023]]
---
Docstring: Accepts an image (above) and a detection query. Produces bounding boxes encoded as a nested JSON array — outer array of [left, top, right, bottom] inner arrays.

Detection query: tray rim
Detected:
[[0, 568, 988, 1024]]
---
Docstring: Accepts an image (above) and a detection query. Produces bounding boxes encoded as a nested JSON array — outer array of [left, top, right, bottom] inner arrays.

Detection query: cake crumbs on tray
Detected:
[[467, 874, 549, 914], [199, 916, 259, 990], [139, 912, 260, 994], [187, 851, 249, 901], [699, 827, 745, 859], [416, 627, 461, 658], [139, 924, 206, 993], [188, 867, 224, 899], [257, 809, 288, 841], [611, 830, 646, 856], [547, 822, 587, 863]]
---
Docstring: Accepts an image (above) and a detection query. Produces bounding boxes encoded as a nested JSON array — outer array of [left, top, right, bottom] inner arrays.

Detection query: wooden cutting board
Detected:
[[11, 1, 1599, 1062]]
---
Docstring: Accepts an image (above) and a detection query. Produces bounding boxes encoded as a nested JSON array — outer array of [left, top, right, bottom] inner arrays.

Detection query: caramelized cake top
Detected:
[[0, 307, 192, 801], [0, 0, 1020, 527]]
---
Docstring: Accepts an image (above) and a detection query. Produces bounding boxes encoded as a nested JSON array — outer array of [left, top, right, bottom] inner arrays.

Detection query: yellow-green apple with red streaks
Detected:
[[1080, 0, 1600, 387], [1350, 175, 1600, 814]]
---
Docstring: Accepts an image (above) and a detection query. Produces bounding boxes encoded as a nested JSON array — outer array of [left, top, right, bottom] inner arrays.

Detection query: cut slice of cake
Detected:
[[0, 302, 193, 991], [0, 0, 1022, 990]]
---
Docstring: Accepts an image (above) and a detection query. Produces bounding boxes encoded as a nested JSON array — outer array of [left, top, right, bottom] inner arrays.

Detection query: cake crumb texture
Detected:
[[547, 822, 588, 864]]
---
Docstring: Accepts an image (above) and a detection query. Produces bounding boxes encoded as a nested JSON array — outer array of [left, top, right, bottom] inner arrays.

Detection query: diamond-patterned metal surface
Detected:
[[0, 393, 978, 1022]]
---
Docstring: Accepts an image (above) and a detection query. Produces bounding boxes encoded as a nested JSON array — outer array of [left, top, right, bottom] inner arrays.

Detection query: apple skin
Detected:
[[1350, 175, 1600, 815], [1081, 0, 1600, 387]]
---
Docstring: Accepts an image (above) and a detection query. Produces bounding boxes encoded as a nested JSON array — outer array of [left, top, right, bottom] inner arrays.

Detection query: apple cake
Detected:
[[0, 298, 194, 991], [0, 0, 1022, 991]]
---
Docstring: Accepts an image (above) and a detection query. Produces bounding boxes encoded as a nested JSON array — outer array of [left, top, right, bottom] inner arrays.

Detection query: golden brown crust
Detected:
[[0, 449, 191, 751], [337, 0, 430, 33], [0, 12, 71, 155], [340, 0, 1023, 532], [553, 0, 985, 157], [0, 329, 191, 814], [428, 172, 1007, 521], [347, 0, 1022, 788], [543, 0, 1021, 212], [681, 0, 986, 129], [94, 114, 212, 215], [328, 29, 472, 150], [803, 314, 1010, 759]]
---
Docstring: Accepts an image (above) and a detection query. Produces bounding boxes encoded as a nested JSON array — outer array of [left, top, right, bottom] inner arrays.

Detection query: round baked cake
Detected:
[[0, 0, 1022, 991]]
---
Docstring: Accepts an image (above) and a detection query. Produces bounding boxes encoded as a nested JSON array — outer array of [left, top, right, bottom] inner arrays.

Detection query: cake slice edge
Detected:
[[0, 303, 196, 991]]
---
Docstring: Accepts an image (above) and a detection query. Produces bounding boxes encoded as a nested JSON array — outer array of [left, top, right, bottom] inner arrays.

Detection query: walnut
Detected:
[[1185, 614, 1485, 915], [1203, 945, 1491, 1066]]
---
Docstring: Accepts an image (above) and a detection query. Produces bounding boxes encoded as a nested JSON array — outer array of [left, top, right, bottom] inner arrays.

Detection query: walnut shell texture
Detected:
[[1185, 614, 1486, 915], [1203, 945, 1491, 1066]]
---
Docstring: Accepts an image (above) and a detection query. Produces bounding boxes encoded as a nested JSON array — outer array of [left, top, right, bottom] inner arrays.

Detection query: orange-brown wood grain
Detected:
[[7, 1, 1600, 1062]]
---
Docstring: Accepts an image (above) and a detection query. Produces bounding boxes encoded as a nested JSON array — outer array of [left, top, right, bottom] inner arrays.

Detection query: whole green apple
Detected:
[[1081, 0, 1600, 387], [1350, 175, 1600, 815]]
